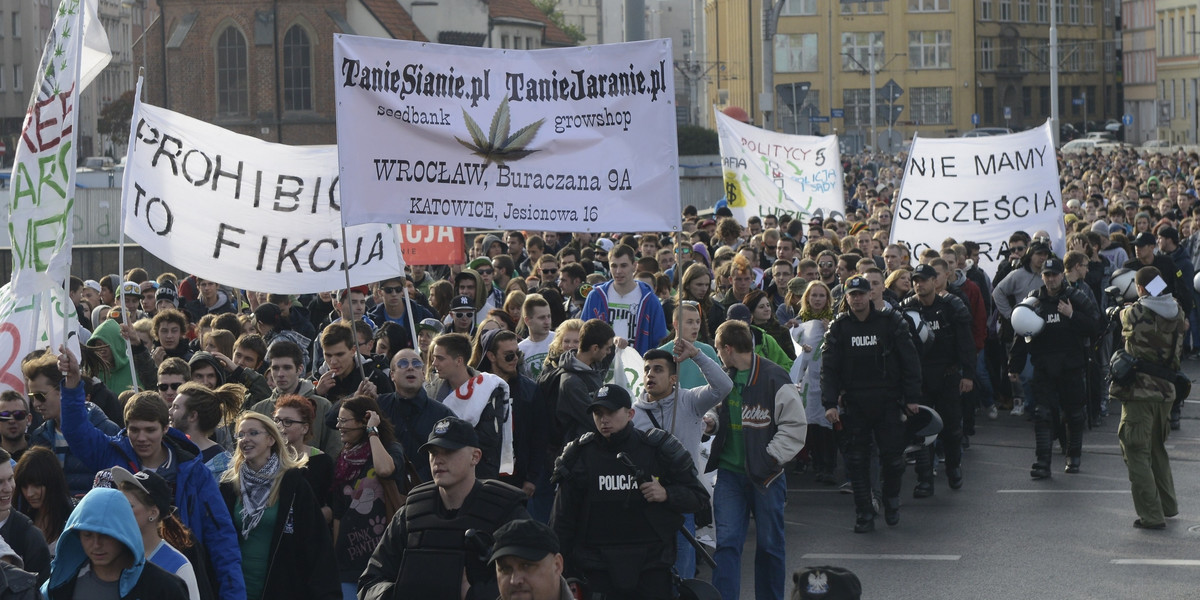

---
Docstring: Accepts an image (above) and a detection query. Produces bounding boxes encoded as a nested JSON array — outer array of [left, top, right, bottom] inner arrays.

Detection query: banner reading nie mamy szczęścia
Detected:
[[333, 37, 680, 233]]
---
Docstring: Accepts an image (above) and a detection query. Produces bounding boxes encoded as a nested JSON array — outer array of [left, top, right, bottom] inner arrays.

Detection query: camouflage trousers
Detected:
[[1118, 400, 1178, 525]]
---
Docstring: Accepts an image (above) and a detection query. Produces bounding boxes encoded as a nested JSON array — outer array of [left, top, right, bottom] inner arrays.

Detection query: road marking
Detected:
[[802, 554, 961, 561], [1085, 444, 1175, 450], [997, 490, 1128, 494], [1111, 559, 1200, 566]]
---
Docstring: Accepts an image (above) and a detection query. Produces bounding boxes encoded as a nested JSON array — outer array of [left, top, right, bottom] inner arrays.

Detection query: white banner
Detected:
[[333, 37, 680, 233], [607, 346, 646, 399], [0, 284, 81, 395], [121, 99, 404, 294], [714, 108, 845, 223], [889, 122, 1066, 276]]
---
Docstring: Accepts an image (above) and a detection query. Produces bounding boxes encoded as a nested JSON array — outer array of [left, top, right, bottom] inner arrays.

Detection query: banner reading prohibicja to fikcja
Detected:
[[889, 121, 1066, 276], [333, 37, 680, 233], [121, 99, 405, 294]]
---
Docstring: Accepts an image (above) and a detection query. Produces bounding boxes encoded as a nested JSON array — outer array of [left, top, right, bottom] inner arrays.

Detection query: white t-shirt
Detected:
[[606, 285, 642, 342], [149, 539, 201, 600], [518, 333, 555, 379]]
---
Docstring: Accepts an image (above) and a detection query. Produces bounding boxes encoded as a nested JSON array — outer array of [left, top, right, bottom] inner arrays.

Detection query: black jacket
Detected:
[[0, 562, 37, 600], [367, 303, 434, 353], [376, 390, 454, 482], [898, 293, 976, 379], [551, 425, 708, 583], [219, 468, 340, 600], [554, 352, 607, 446], [1123, 255, 1195, 313], [0, 512, 49, 586], [498, 374, 548, 490], [47, 561, 188, 600], [1008, 284, 1101, 374], [821, 305, 923, 409]]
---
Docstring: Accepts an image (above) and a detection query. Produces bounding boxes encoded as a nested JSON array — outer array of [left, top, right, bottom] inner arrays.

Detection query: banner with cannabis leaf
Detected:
[[333, 37, 680, 233]]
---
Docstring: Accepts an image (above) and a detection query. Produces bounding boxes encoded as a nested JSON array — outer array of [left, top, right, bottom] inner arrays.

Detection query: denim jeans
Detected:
[[975, 351, 994, 407], [341, 582, 357, 600], [712, 469, 786, 600], [526, 468, 555, 524], [676, 513, 697, 579]]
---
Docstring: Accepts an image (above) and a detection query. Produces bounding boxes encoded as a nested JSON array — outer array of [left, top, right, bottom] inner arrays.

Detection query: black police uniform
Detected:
[[899, 282, 976, 496], [1008, 278, 1101, 477], [821, 295, 923, 531], [551, 424, 709, 599]]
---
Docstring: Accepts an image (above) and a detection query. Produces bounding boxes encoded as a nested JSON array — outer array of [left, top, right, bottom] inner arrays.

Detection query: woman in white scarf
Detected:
[[219, 412, 339, 600]]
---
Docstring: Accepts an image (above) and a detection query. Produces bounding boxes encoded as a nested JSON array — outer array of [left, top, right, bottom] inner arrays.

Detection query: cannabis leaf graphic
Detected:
[[455, 97, 544, 165]]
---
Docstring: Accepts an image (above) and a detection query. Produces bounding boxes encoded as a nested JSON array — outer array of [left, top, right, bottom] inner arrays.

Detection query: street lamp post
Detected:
[[761, 0, 786, 131], [120, 0, 147, 99], [1050, 0, 1059, 146]]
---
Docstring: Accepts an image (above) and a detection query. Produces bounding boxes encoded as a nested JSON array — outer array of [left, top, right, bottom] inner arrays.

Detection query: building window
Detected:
[[999, 0, 1011, 21], [1083, 0, 1093, 25], [909, 30, 951, 69], [1018, 0, 1030, 22], [1039, 86, 1049, 115], [843, 88, 872, 126], [1068, 0, 1078, 24], [1022, 86, 1033, 116], [841, 32, 883, 71], [982, 88, 994, 124], [908, 0, 949, 12], [776, 33, 818, 72], [911, 87, 951, 124], [1036, 0, 1048, 22], [215, 26, 248, 116], [13, 64, 21, 91], [0, 66, 5, 90], [1082, 40, 1095, 71], [1055, 0, 1063, 24], [526, 37, 534, 49], [782, 0, 817, 16], [980, 0, 992, 20], [501, 34, 509, 48], [980, 37, 995, 70], [282, 26, 312, 112]]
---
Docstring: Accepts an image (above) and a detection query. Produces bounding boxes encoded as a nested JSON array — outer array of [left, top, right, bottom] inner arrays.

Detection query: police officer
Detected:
[[898, 263, 975, 497], [821, 276, 923, 533], [1008, 257, 1101, 479], [359, 417, 530, 600], [550, 384, 709, 599]]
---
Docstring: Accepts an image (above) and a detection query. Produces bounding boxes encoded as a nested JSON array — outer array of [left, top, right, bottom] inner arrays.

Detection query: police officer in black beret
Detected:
[[550, 384, 709, 599], [821, 276, 923, 533]]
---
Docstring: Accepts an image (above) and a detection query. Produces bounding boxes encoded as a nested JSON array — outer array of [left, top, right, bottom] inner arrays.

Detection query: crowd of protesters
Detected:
[[0, 144, 1194, 599]]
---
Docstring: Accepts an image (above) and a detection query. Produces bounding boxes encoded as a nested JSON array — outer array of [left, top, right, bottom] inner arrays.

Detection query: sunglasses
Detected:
[[765, 245, 776, 252], [0, 411, 28, 421], [679, 248, 692, 254], [476, 268, 494, 276], [381, 286, 405, 294], [453, 311, 474, 319], [157, 382, 183, 392], [28, 392, 46, 405], [818, 261, 835, 268], [541, 268, 559, 275], [395, 358, 423, 369], [1010, 246, 1027, 253], [501, 351, 518, 362]]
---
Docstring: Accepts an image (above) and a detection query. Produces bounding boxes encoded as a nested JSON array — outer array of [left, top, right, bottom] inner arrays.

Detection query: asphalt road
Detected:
[[704, 362, 1200, 600]]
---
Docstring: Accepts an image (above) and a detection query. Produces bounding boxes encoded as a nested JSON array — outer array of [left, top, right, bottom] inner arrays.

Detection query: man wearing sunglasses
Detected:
[[481, 330, 544, 499], [375, 348, 453, 482], [0, 392, 31, 462], [427, 333, 511, 481], [367, 275, 434, 353]]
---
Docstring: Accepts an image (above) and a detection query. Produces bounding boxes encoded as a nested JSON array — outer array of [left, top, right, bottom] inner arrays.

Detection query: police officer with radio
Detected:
[[898, 263, 975, 497], [359, 417, 530, 600], [550, 384, 709, 599], [822, 276, 923, 533], [1008, 257, 1102, 479]]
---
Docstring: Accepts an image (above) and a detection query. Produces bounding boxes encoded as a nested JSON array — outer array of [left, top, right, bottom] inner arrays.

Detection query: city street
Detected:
[[711, 364, 1200, 599]]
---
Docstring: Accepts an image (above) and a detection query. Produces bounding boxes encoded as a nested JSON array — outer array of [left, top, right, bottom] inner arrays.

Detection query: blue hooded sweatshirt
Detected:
[[43, 488, 184, 599], [580, 279, 668, 354], [58, 382, 246, 600]]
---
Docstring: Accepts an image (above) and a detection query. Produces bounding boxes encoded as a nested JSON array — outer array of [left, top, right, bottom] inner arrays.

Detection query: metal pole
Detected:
[[827, 4, 834, 128], [869, 51, 877, 151], [1050, 0, 1059, 146]]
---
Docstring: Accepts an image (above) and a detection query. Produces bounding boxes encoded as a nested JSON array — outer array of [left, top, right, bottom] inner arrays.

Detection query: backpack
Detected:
[[535, 360, 571, 446]]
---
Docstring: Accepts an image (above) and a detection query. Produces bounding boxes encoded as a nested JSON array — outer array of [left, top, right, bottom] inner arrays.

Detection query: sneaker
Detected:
[[839, 481, 853, 494], [988, 405, 999, 420], [1011, 400, 1025, 417]]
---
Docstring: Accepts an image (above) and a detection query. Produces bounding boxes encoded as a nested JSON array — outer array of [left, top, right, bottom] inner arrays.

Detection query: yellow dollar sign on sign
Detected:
[[724, 170, 745, 207]]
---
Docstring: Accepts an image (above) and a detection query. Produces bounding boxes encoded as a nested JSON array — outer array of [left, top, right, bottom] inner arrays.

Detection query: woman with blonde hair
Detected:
[[219, 412, 338, 600], [543, 318, 584, 372], [795, 280, 837, 483]]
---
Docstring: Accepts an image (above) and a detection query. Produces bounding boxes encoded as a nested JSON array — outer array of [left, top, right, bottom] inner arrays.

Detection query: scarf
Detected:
[[800, 306, 834, 323], [443, 373, 514, 476], [333, 440, 372, 494], [239, 452, 281, 539]]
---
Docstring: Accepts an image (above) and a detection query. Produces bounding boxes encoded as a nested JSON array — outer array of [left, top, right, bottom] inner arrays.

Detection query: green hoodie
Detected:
[[88, 319, 136, 395]]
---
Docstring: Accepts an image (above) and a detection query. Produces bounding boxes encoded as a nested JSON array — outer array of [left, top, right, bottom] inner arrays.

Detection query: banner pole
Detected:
[[338, 225, 367, 381], [117, 214, 139, 393]]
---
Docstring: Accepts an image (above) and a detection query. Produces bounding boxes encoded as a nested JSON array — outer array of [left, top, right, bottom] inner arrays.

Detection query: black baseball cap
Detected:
[[844, 276, 871, 294], [1029, 241, 1052, 255], [1133, 232, 1157, 247], [1042, 257, 1064, 274], [1158, 226, 1180, 244], [488, 519, 560, 565], [588, 384, 632, 412], [451, 296, 476, 313], [911, 264, 938, 281], [418, 417, 480, 454], [110, 466, 174, 519]]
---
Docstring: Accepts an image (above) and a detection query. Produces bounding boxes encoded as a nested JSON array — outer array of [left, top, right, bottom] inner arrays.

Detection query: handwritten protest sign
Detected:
[[889, 121, 1065, 275], [715, 108, 845, 224], [607, 346, 646, 399], [121, 99, 404, 294], [333, 37, 680, 233]]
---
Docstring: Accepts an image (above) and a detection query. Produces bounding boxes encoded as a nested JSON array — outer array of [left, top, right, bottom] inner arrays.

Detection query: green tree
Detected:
[[531, 0, 586, 43], [677, 124, 719, 155], [98, 90, 136, 148]]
